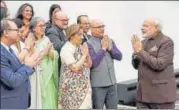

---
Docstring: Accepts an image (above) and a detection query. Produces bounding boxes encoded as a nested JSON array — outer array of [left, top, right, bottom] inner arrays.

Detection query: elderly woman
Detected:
[[29, 17, 59, 109], [16, 3, 34, 41], [58, 24, 92, 109]]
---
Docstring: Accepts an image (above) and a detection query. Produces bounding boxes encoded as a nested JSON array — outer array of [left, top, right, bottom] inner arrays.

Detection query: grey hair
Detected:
[[0, 18, 13, 37], [29, 17, 44, 32], [153, 19, 162, 31]]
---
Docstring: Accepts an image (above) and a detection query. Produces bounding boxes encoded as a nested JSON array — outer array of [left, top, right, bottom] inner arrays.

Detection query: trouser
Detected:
[[136, 101, 175, 109], [92, 84, 118, 109], [28, 93, 31, 108]]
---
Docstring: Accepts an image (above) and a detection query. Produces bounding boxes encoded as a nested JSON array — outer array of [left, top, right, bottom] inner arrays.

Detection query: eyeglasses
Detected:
[[91, 25, 105, 28], [6, 29, 19, 32], [36, 24, 46, 28], [54, 18, 69, 22], [81, 22, 90, 26]]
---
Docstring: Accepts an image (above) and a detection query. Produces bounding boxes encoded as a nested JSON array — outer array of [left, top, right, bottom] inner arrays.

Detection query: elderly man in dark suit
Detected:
[[46, 11, 68, 77], [0, 19, 41, 109], [131, 18, 177, 109], [46, 11, 68, 53]]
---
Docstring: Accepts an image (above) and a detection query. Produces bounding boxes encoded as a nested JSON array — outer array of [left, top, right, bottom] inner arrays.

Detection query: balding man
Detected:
[[46, 11, 68, 76], [131, 18, 177, 109], [87, 19, 122, 109], [0, 19, 41, 109], [77, 15, 91, 44]]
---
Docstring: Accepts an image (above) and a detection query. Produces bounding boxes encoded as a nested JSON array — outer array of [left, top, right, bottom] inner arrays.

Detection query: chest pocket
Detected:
[[149, 50, 158, 57], [145, 40, 160, 57]]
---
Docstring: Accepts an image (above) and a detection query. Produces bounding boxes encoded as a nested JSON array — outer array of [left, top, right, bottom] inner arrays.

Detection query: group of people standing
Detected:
[[1, 2, 122, 109], [1, 1, 177, 109]]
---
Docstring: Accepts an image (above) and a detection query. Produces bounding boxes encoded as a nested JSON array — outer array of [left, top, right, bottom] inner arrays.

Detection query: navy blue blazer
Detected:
[[0, 44, 34, 109]]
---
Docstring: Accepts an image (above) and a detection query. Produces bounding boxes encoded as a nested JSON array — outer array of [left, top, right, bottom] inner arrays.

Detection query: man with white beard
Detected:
[[131, 18, 177, 109]]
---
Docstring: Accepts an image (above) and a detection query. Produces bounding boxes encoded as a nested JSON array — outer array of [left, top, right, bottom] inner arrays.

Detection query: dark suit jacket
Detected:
[[81, 33, 92, 44], [0, 44, 34, 109], [132, 32, 177, 103], [46, 25, 67, 52]]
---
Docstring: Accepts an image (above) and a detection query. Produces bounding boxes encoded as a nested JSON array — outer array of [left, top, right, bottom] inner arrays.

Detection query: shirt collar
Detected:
[[1, 41, 10, 52]]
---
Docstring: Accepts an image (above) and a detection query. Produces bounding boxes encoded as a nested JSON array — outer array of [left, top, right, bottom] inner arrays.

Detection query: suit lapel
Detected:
[[1, 44, 21, 66], [86, 34, 91, 40]]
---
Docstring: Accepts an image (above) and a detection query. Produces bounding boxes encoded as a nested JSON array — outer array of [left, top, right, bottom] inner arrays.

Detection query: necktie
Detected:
[[9, 48, 18, 61]]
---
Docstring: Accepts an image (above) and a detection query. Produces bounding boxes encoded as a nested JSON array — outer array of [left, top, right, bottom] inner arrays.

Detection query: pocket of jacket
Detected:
[[152, 79, 168, 84]]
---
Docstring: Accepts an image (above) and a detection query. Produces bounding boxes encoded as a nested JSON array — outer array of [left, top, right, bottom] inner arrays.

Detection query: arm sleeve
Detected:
[[87, 42, 106, 68], [1, 55, 34, 88], [109, 40, 122, 61], [137, 39, 174, 71], [47, 33, 66, 53], [60, 47, 76, 66]]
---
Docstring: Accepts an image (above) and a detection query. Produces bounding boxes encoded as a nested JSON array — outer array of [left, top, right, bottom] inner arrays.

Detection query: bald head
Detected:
[[54, 11, 69, 30], [141, 18, 162, 38], [90, 19, 105, 38], [55, 11, 67, 19], [1, 19, 19, 45], [90, 19, 104, 28]]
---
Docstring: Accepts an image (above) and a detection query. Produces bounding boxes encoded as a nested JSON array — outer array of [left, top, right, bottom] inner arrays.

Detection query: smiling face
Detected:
[[33, 20, 46, 37], [3, 21, 20, 44], [90, 19, 105, 38], [79, 16, 90, 34], [54, 11, 69, 30], [22, 6, 33, 20], [141, 19, 160, 38]]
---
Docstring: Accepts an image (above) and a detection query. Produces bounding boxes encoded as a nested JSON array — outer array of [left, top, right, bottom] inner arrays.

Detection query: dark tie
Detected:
[[9, 48, 18, 61], [81, 35, 87, 44]]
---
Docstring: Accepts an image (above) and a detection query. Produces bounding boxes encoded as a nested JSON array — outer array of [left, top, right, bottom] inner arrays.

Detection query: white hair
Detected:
[[153, 19, 162, 31]]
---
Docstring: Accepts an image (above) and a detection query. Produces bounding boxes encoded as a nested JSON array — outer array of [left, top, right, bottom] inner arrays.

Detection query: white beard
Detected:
[[142, 34, 152, 39]]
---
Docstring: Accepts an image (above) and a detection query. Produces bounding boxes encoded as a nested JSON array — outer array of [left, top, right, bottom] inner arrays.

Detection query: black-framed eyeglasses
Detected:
[[91, 25, 105, 28], [54, 18, 69, 22]]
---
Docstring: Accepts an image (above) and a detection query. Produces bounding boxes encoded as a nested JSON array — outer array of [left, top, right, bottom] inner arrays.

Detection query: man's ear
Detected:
[[3, 30, 9, 37]]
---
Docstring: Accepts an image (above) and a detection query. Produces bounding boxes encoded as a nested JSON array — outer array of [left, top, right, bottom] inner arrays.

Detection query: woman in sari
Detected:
[[29, 17, 59, 109], [58, 24, 92, 109], [11, 18, 34, 63]]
